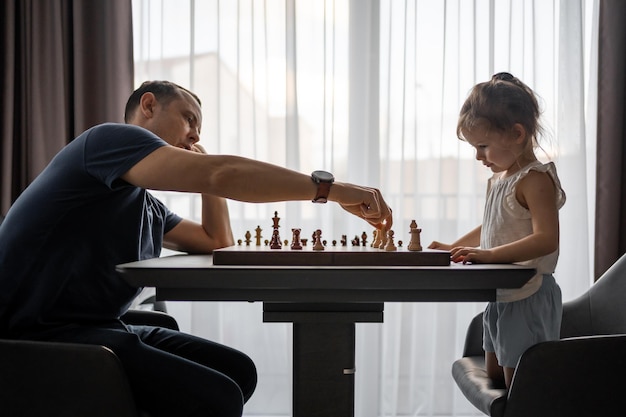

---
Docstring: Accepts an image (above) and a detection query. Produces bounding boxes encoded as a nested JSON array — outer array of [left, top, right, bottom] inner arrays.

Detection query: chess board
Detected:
[[213, 245, 451, 266]]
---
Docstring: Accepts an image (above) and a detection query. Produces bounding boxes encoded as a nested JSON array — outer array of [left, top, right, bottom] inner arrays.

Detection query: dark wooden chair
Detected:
[[452, 253, 626, 417], [0, 310, 179, 417]]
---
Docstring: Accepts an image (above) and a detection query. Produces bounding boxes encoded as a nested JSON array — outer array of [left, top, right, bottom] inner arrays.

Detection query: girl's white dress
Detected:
[[481, 161, 566, 302]]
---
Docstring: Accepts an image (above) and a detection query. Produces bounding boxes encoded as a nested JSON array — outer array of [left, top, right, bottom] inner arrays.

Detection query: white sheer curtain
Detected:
[[131, 1, 598, 415]]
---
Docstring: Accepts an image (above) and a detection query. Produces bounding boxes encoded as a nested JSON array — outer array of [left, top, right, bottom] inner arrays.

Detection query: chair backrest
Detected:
[[505, 334, 626, 417], [561, 253, 626, 338]]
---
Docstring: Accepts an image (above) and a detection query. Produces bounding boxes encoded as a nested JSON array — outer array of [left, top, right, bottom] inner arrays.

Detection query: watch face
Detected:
[[312, 170, 335, 183]]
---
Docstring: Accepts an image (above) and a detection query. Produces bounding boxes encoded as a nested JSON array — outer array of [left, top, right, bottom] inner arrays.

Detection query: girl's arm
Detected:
[[428, 225, 482, 251], [450, 170, 559, 264]]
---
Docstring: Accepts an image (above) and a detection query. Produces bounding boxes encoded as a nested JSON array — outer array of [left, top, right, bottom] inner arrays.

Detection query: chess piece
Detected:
[[378, 225, 388, 249], [291, 228, 303, 250], [270, 229, 282, 249], [301, 238, 308, 247], [341, 235, 347, 246], [272, 211, 281, 229], [237, 239, 242, 246], [255, 225, 263, 246], [371, 229, 380, 248], [244, 230, 252, 246], [361, 232, 368, 246], [407, 220, 423, 251], [312, 229, 325, 251], [271, 212, 281, 245], [384, 230, 397, 251]]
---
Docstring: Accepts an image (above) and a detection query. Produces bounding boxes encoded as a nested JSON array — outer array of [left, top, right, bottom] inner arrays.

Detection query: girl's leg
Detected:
[[485, 351, 505, 387], [503, 366, 515, 389]]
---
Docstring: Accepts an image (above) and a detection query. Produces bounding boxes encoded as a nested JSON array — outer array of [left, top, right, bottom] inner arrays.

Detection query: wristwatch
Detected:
[[311, 170, 335, 203]]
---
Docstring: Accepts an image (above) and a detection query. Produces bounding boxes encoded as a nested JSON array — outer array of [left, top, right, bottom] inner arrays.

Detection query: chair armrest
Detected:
[[452, 312, 508, 416], [0, 339, 139, 417], [452, 355, 507, 417], [504, 334, 626, 417], [121, 309, 180, 330]]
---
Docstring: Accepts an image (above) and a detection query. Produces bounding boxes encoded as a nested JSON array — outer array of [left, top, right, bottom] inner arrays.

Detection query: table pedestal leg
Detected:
[[263, 302, 383, 417], [293, 322, 355, 417]]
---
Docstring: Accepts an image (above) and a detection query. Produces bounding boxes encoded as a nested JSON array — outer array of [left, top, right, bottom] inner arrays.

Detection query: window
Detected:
[[132, 1, 598, 415]]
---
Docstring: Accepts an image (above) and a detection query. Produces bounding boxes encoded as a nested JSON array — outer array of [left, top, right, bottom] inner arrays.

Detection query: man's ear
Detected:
[[139, 92, 157, 119]]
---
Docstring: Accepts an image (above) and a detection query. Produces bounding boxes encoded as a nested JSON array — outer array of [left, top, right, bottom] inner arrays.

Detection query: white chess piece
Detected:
[[384, 230, 397, 251], [407, 220, 422, 251]]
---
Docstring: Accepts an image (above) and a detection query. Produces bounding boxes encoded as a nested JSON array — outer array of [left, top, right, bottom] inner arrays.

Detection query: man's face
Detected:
[[147, 91, 203, 151]]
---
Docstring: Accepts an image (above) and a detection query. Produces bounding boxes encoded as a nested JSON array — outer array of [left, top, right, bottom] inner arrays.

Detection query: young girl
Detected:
[[429, 72, 566, 388]]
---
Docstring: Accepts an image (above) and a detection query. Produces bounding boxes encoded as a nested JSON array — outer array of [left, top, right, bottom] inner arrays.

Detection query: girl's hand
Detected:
[[449, 247, 495, 264], [428, 241, 452, 251]]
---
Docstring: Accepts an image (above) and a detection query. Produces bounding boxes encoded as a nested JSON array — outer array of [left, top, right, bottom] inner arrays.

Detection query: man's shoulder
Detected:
[[82, 123, 165, 150], [87, 122, 154, 137]]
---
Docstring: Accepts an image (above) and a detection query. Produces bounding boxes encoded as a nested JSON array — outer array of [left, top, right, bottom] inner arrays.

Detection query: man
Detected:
[[0, 80, 393, 417]]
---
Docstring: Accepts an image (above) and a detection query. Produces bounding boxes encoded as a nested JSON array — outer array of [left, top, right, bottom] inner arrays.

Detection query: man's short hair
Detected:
[[124, 80, 202, 123]]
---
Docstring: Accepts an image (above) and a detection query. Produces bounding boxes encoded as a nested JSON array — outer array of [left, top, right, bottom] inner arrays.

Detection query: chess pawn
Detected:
[[245, 230, 252, 246], [407, 220, 423, 251], [312, 229, 325, 251], [384, 230, 397, 251]]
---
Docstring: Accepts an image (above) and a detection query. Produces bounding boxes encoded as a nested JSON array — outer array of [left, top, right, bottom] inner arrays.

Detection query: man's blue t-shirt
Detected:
[[0, 123, 182, 337]]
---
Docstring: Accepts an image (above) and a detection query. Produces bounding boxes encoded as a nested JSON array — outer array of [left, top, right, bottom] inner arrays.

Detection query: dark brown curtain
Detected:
[[595, 0, 626, 278], [0, 0, 134, 215]]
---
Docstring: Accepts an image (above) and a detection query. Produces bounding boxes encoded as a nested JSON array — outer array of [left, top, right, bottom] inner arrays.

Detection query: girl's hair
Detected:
[[124, 80, 202, 122], [456, 73, 544, 147]]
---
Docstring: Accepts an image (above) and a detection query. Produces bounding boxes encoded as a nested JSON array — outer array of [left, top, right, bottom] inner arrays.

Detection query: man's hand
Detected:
[[336, 185, 393, 231], [191, 143, 207, 154]]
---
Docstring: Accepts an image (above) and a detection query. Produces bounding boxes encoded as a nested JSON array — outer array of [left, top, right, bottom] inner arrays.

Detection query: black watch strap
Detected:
[[311, 170, 334, 203]]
